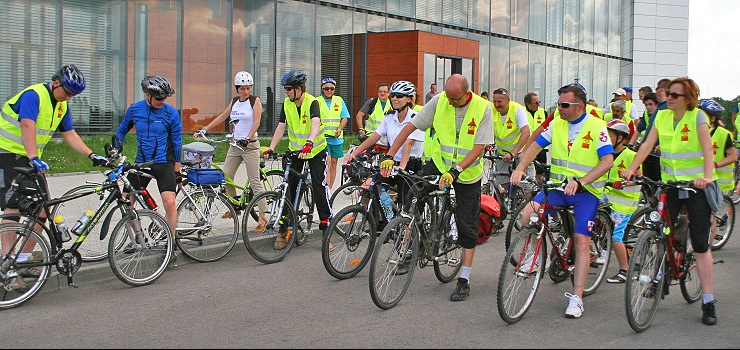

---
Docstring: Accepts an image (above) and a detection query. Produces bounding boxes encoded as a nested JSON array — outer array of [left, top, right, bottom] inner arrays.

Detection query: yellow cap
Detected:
[[85, 210, 94, 216], [54, 216, 65, 224]]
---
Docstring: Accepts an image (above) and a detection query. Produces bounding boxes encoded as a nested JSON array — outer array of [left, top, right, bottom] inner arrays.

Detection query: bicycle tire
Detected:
[[625, 230, 665, 333], [295, 184, 314, 246], [504, 204, 526, 252], [625, 206, 650, 247], [578, 209, 612, 297], [368, 216, 418, 310], [679, 225, 703, 303], [711, 195, 735, 251], [433, 206, 462, 283], [263, 169, 285, 192], [0, 223, 52, 310], [329, 181, 362, 213], [242, 191, 297, 264], [322, 204, 376, 280], [496, 228, 546, 324], [108, 210, 172, 287], [176, 189, 238, 262], [548, 230, 572, 284]]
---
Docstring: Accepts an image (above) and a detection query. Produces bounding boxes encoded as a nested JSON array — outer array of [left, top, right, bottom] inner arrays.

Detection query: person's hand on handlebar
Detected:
[[503, 152, 514, 163], [564, 178, 584, 196], [262, 149, 275, 160], [439, 167, 460, 190], [510, 169, 525, 186], [693, 177, 712, 190], [379, 155, 395, 178], [620, 169, 635, 181]]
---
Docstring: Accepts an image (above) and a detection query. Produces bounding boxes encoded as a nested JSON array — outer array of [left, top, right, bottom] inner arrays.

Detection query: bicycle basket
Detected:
[[186, 169, 225, 185], [183, 142, 215, 169]]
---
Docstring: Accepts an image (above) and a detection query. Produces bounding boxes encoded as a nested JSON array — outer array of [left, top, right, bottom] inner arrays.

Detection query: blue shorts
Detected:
[[610, 211, 632, 243], [533, 190, 599, 237], [326, 144, 344, 159]]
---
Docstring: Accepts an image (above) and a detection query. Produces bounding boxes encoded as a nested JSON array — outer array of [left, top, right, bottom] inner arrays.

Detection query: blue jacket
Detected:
[[116, 100, 182, 163]]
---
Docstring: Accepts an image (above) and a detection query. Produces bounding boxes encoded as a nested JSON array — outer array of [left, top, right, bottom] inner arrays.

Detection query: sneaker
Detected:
[[702, 301, 717, 326], [450, 278, 470, 301], [607, 270, 627, 284], [564, 292, 584, 318], [595, 249, 608, 265], [518, 252, 541, 275], [319, 219, 330, 231], [222, 210, 242, 219], [396, 249, 413, 276]]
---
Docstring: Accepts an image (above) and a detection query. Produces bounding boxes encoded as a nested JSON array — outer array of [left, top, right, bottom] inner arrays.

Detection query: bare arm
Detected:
[[716, 144, 738, 168], [355, 110, 366, 130], [399, 139, 415, 170], [248, 97, 262, 140], [336, 117, 348, 138], [20, 119, 40, 158], [60, 130, 94, 157], [458, 144, 485, 171], [308, 117, 321, 142], [512, 125, 530, 155], [386, 123, 418, 158], [697, 123, 715, 180]]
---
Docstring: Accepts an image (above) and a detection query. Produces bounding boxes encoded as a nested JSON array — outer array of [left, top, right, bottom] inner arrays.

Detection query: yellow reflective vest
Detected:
[[284, 93, 326, 159], [605, 148, 641, 214], [711, 126, 735, 191], [0, 83, 67, 158], [655, 109, 716, 182], [550, 115, 608, 198], [318, 95, 345, 139], [365, 98, 392, 134], [493, 101, 526, 156]]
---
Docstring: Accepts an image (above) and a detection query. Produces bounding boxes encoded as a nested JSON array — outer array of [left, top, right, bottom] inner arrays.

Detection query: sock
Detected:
[[703, 294, 715, 304], [16, 252, 31, 263], [460, 266, 471, 281]]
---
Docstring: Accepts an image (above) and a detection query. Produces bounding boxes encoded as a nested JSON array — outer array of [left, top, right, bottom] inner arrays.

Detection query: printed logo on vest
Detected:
[[713, 142, 718, 155], [57, 108, 63, 119], [581, 131, 594, 149], [505, 117, 513, 130], [302, 112, 307, 124], [681, 124, 689, 141], [468, 119, 477, 135], [333, 103, 339, 112], [617, 160, 626, 170], [536, 115, 543, 124]]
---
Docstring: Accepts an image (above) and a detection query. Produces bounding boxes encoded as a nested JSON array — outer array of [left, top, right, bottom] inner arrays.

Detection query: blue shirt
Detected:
[[14, 85, 74, 132], [116, 100, 182, 163], [324, 97, 350, 145]]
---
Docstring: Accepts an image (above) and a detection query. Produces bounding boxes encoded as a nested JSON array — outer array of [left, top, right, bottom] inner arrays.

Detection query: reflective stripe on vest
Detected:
[[365, 98, 391, 133], [550, 115, 608, 198], [493, 101, 525, 155], [605, 148, 641, 214], [656, 109, 716, 182], [318, 95, 344, 139], [0, 83, 67, 157], [431, 92, 487, 182], [284, 93, 326, 158], [711, 126, 735, 191]]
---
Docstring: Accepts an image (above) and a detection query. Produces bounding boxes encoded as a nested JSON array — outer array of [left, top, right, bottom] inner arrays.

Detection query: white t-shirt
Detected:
[[231, 98, 256, 140], [375, 109, 425, 162]]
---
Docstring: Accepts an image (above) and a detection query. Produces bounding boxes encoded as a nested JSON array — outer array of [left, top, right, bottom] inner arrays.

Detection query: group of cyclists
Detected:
[[0, 64, 732, 328]]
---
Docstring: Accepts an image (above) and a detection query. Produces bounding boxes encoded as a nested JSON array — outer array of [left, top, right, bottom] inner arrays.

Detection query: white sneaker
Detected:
[[518, 252, 541, 274], [564, 292, 584, 318], [595, 249, 608, 265]]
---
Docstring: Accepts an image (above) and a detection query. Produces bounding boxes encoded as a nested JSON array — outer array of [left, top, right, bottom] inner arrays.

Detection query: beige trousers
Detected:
[[222, 141, 267, 212]]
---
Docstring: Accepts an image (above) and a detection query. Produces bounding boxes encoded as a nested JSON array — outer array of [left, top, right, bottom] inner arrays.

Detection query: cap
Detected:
[[622, 87, 633, 94], [612, 88, 627, 96]]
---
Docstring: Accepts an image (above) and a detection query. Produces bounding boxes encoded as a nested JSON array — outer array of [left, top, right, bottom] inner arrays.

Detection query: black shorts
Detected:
[[0, 153, 50, 210], [127, 162, 177, 193]]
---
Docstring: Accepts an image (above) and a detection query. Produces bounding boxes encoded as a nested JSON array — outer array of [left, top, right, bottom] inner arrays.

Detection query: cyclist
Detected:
[[263, 70, 332, 250], [116, 76, 181, 261], [602, 100, 636, 142], [621, 77, 718, 326], [0, 64, 107, 266], [524, 92, 548, 173], [355, 83, 392, 144], [699, 99, 736, 194], [195, 71, 268, 232], [512, 85, 614, 319], [382, 74, 493, 302], [603, 119, 641, 284], [491, 88, 531, 186], [317, 77, 350, 191], [605, 88, 639, 124]]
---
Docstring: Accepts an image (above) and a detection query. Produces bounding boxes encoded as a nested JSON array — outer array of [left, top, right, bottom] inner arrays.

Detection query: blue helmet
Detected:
[[558, 81, 587, 95], [698, 99, 725, 116], [281, 70, 307, 87], [53, 65, 86, 95], [321, 77, 336, 86]]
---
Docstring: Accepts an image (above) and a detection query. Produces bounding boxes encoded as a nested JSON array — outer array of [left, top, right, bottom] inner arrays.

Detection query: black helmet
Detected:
[[52, 64, 86, 95], [281, 70, 307, 87], [141, 76, 175, 98]]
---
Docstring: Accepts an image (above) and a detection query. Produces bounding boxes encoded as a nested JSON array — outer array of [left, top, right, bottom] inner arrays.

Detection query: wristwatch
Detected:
[[454, 165, 463, 173]]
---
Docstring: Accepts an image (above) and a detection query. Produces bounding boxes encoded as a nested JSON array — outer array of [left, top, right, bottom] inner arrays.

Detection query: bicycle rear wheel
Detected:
[[497, 228, 546, 324], [108, 210, 172, 287], [242, 191, 297, 264], [0, 223, 52, 310], [262, 169, 285, 192], [433, 208, 462, 283], [680, 228, 703, 303], [579, 210, 612, 296], [711, 195, 734, 251], [176, 189, 238, 262], [625, 230, 665, 333], [368, 216, 418, 310], [330, 181, 362, 213], [295, 186, 314, 246], [322, 205, 376, 280]]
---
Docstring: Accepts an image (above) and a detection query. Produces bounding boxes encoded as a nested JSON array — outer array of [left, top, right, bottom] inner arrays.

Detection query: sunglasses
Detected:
[[154, 96, 167, 101], [55, 85, 76, 98], [666, 91, 686, 99], [448, 91, 469, 104], [493, 89, 508, 96], [556, 101, 580, 108], [323, 87, 335, 91], [284, 86, 294, 92], [390, 93, 409, 99], [378, 90, 389, 94]]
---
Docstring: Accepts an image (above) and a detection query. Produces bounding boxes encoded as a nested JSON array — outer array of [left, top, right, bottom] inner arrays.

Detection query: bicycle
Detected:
[[622, 176, 708, 332], [240, 151, 316, 264], [496, 182, 612, 324], [368, 170, 461, 309], [330, 149, 383, 212], [0, 144, 172, 309]]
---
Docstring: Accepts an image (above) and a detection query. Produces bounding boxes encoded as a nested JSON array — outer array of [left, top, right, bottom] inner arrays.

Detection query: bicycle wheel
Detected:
[[294, 185, 314, 246], [680, 227, 703, 303], [263, 169, 284, 192], [579, 210, 612, 296], [322, 204, 376, 280], [433, 209, 462, 283], [0, 223, 52, 310], [108, 210, 172, 287], [711, 195, 734, 251], [242, 191, 297, 264], [625, 207, 650, 249], [496, 228, 546, 324], [51, 184, 125, 262], [176, 189, 238, 262], [368, 216, 418, 310], [625, 230, 665, 333], [504, 203, 526, 252], [330, 181, 362, 213]]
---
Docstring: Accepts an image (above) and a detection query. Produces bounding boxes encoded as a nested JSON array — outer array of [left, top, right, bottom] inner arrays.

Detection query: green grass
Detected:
[[43, 134, 360, 174]]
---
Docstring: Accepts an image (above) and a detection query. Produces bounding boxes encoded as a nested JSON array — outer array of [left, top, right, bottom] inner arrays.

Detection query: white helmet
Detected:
[[390, 80, 416, 97], [234, 71, 254, 86]]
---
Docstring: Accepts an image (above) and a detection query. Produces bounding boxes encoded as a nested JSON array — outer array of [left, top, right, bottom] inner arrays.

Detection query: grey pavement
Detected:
[[0, 161, 738, 348]]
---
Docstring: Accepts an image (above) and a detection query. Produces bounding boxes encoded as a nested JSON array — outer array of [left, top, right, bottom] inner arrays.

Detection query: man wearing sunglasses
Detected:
[[512, 85, 614, 319], [382, 74, 493, 302], [317, 77, 350, 190], [355, 83, 392, 143]]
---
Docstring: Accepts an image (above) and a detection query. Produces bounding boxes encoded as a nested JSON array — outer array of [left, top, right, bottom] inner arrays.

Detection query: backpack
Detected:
[[477, 194, 501, 245]]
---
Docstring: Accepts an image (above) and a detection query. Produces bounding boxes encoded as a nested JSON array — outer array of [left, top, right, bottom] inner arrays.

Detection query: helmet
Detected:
[[141, 76, 175, 97], [698, 99, 725, 116], [390, 81, 416, 96], [234, 71, 253, 86], [606, 118, 630, 137], [321, 77, 336, 86], [558, 81, 587, 95], [52, 64, 86, 95], [281, 70, 307, 87]]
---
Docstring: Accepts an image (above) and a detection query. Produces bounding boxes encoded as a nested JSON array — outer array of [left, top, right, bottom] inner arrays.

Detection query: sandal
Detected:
[[274, 232, 286, 250], [256, 216, 268, 234]]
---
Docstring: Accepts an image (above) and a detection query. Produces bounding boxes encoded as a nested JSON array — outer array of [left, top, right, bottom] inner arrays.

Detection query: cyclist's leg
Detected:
[[568, 191, 600, 298], [610, 211, 631, 271], [245, 141, 268, 213], [449, 179, 481, 301], [152, 163, 178, 237], [221, 144, 243, 198], [683, 190, 714, 299], [308, 150, 332, 222]]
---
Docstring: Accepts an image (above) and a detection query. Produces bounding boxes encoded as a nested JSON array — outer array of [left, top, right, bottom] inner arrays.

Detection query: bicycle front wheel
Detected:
[[108, 210, 172, 287], [680, 227, 703, 303], [711, 195, 734, 251], [625, 230, 665, 333], [242, 191, 297, 264], [330, 181, 362, 213], [0, 223, 52, 310], [368, 216, 418, 310], [497, 228, 546, 324], [579, 210, 612, 296], [262, 169, 285, 192], [322, 205, 376, 280], [176, 189, 238, 262]]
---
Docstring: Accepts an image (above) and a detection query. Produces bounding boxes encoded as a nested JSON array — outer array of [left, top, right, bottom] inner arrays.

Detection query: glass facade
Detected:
[[0, 0, 633, 133]]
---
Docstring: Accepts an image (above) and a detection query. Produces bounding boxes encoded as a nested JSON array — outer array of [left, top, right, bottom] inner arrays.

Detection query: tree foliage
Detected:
[[707, 95, 740, 130]]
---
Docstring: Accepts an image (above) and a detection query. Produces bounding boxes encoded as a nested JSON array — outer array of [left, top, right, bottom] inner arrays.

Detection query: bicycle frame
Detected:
[[642, 191, 689, 282]]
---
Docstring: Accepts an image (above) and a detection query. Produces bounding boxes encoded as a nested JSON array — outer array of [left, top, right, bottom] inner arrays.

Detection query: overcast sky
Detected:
[[688, 0, 740, 100]]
